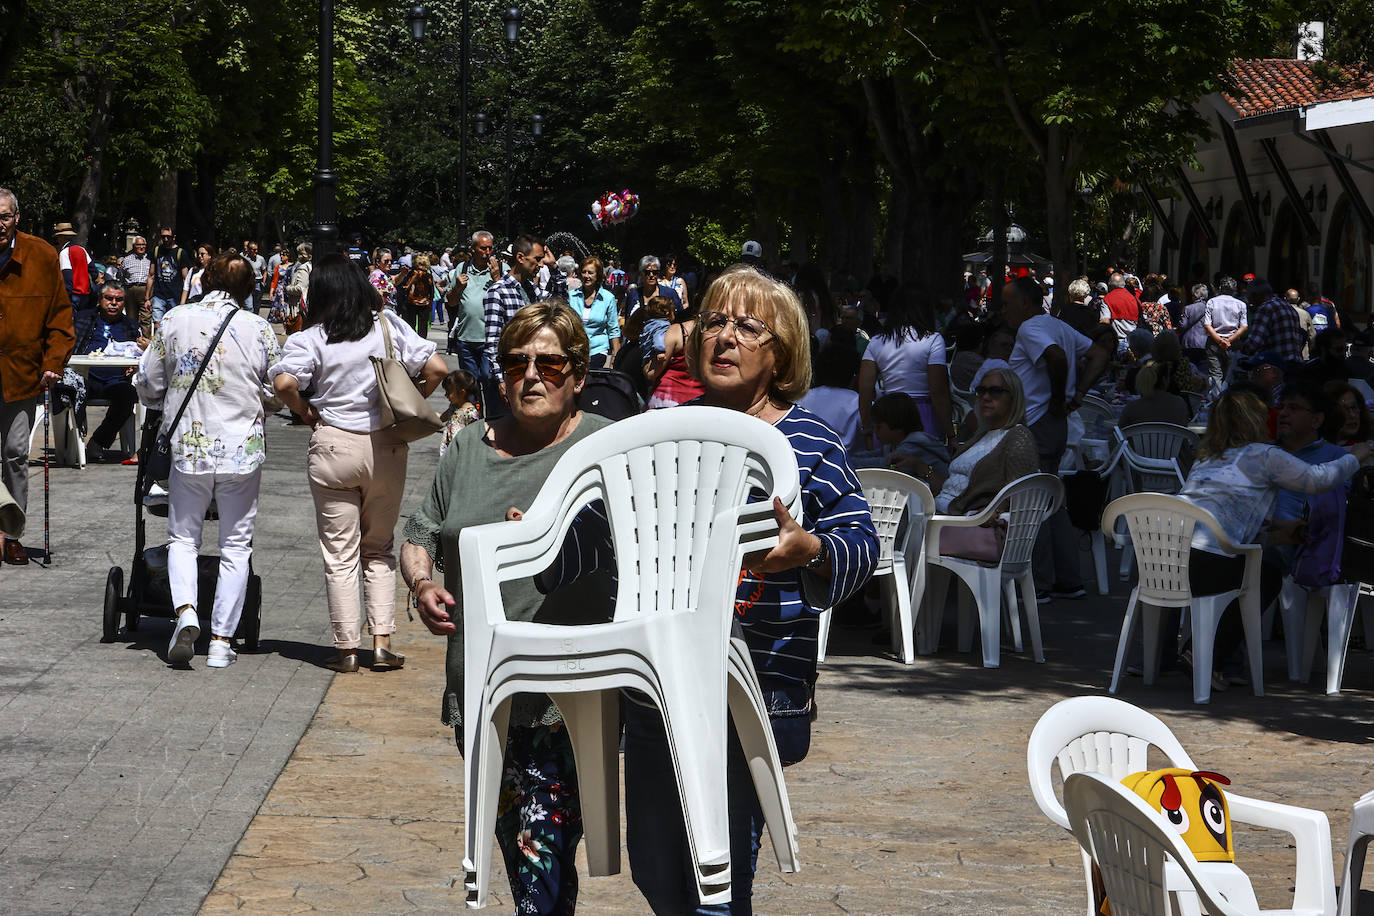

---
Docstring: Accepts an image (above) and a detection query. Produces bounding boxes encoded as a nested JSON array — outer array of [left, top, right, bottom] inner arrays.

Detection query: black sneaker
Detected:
[[1050, 585, 1087, 599]]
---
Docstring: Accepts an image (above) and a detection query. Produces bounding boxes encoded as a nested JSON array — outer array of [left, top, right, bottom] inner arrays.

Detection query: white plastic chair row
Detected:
[[817, 470, 934, 665], [920, 473, 1064, 667], [1030, 696, 1337, 916], [458, 407, 803, 908], [1103, 493, 1264, 704]]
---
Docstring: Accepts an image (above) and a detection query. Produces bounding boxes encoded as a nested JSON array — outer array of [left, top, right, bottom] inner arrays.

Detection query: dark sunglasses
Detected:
[[499, 352, 572, 384], [974, 385, 1010, 398]]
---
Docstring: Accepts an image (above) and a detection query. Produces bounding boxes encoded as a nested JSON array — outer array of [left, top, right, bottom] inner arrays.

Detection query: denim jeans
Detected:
[[454, 340, 488, 382], [149, 295, 176, 324], [624, 700, 764, 915]]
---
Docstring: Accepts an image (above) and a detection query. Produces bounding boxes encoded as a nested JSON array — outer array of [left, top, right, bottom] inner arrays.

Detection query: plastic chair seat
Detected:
[[919, 473, 1064, 667], [458, 407, 803, 908]]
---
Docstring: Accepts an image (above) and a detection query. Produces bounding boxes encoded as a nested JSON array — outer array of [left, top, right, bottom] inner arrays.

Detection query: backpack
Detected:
[[581, 368, 644, 420], [1294, 479, 1351, 588]]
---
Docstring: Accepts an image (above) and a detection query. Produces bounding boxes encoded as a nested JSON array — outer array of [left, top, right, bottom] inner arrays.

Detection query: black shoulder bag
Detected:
[[146, 307, 239, 481]]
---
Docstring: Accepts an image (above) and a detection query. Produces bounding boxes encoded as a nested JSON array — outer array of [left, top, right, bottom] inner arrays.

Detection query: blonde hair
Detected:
[[499, 300, 591, 378], [971, 367, 1026, 442], [414, 253, 431, 271], [1196, 388, 1270, 462], [688, 266, 811, 401]]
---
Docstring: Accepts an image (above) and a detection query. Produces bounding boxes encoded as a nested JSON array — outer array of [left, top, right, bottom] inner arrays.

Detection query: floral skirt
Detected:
[[494, 722, 583, 915]]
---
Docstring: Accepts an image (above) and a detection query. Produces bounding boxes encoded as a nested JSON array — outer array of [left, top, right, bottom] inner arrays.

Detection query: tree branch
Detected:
[[972, 1, 1048, 162]]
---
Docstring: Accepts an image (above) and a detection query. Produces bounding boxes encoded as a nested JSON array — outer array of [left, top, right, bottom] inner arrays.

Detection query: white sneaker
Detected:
[[168, 608, 199, 665], [206, 640, 237, 668]]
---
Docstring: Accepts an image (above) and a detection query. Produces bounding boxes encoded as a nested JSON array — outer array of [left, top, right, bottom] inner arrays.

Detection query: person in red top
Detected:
[[1101, 271, 1139, 355], [54, 222, 91, 311]]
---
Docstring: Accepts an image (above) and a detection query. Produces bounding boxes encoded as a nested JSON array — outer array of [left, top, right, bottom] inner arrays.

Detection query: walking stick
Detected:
[[41, 386, 51, 566]]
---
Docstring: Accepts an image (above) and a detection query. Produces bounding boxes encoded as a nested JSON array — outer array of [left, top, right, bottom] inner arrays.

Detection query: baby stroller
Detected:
[[101, 408, 263, 649]]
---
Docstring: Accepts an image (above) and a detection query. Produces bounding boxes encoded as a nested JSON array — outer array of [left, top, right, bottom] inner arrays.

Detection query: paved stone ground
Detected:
[[6, 338, 1374, 914]]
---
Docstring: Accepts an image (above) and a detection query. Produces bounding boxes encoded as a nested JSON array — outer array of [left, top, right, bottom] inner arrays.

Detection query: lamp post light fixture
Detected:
[[406, 3, 426, 40], [502, 7, 522, 43], [532, 113, 544, 138]]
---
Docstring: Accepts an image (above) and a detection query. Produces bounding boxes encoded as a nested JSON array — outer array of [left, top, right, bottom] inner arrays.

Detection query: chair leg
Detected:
[[1190, 602, 1217, 704], [922, 565, 951, 655], [1327, 584, 1360, 696], [1280, 579, 1307, 682], [908, 553, 928, 659], [1343, 833, 1371, 916], [891, 562, 915, 665], [1019, 573, 1044, 663], [1003, 578, 1024, 653], [974, 571, 1002, 668], [1092, 530, 1109, 596], [1119, 538, 1135, 581], [957, 580, 974, 654], [465, 696, 512, 908], [1239, 591, 1265, 698], [816, 608, 832, 664], [548, 691, 621, 877], [1110, 591, 1140, 694]]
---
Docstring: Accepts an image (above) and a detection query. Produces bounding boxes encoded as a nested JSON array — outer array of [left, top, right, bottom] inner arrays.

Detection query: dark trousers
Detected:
[[85, 376, 138, 451]]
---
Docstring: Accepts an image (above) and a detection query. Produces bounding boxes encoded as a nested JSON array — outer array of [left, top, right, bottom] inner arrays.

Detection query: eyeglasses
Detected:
[[699, 312, 772, 349], [974, 385, 1010, 398], [0, 212, 16, 223], [499, 352, 572, 384], [475, 243, 494, 251], [642, 269, 659, 276]]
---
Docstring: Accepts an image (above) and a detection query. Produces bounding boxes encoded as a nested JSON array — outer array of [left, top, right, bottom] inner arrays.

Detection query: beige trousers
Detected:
[[307, 424, 409, 649]]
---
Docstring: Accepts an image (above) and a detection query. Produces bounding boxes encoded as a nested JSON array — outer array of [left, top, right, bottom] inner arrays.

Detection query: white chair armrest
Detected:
[[1226, 792, 1336, 916]]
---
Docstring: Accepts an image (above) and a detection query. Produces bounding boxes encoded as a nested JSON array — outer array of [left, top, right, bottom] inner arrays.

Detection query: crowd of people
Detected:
[[4, 181, 1373, 913]]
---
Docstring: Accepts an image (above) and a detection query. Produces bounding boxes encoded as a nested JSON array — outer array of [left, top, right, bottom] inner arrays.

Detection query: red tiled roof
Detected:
[[1223, 59, 1374, 120]]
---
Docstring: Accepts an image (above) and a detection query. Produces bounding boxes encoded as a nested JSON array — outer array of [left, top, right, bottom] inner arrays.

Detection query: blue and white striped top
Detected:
[[544, 405, 878, 689]]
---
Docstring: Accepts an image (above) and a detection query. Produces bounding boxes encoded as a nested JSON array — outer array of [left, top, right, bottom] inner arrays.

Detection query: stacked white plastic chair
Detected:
[[1112, 422, 1197, 580], [457, 406, 802, 908], [817, 469, 933, 665], [1029, 696, 1337, 916], [920, 473, 1063, 666], [1065, 772, 1262, 916], [1340, 788, 1374, 916], [1103, 493, 1265, 704]]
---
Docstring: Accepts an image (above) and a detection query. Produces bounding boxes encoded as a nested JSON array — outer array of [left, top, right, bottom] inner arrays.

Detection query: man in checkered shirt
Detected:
[[481, 234, 564, 417], [1239, 277, 1305, 364]]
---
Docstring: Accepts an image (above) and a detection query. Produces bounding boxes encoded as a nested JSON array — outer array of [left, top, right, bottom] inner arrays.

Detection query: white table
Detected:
[[31, 355, 143, 468]]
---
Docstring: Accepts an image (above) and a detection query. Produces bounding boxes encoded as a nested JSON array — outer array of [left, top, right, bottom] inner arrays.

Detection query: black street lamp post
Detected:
[[312, 0, 339, 255], [409, 3, 473, 244]]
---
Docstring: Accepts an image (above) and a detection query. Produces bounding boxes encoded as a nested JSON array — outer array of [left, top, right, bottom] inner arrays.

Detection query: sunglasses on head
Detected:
[[974, 385, 1009, 398], [499, 352, 572, 384]]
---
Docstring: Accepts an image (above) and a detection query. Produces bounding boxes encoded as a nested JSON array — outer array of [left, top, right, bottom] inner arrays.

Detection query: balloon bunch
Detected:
[[588, 190, 640, 229]]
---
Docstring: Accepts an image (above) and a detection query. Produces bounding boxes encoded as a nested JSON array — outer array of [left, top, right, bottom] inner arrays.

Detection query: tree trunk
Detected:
[[1042, 129, 1075, 314], [72, 79, 114, 247], [152, 171, 177, 233], [990, 166, 1007, 313], [881, 178, 908, 283]]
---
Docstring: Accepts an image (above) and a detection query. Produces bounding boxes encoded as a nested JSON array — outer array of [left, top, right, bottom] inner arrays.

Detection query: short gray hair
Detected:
[[471, 230, 493, 246], [296, 241, 313, 260], [99, 279, 126, 294], [1066, 278, 1091, 302], [1191, 283, 1210, 302], [0, 187, 17, 213], [638, 255, 660, 273], [1108, 272, 1126, 290]]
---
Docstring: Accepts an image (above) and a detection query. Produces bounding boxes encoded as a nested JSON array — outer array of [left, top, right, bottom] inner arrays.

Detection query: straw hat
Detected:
[[53, 222, 77, 237]]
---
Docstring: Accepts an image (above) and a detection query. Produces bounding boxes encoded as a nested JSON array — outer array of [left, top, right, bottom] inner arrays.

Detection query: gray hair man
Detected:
[[446, 229, 503, 381]]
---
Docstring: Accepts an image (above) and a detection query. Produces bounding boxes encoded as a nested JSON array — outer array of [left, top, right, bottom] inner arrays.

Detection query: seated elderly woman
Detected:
[[400, 301, 615, 915], [535, 265, 879, 913], [894, 360, 1038, 518]]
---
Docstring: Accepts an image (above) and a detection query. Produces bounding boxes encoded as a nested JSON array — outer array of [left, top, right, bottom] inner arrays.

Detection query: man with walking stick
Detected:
[[0, 188, 75, 565]]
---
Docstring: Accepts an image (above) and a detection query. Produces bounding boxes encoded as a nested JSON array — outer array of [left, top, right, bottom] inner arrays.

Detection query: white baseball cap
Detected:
[[741, 240, 762, 259]]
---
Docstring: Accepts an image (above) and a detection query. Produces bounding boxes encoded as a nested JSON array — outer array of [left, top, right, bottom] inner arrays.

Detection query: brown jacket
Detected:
[[946, 424, 1040, 516], [0, 231, 75, 402]]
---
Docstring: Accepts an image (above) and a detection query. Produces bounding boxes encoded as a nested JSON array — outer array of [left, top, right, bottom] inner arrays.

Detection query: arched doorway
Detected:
[[1323, 194, 1371, 321], [1220, 203, 1256, 280], [1269, 201, 1309, 292], [1178, 212, 1210, 283]]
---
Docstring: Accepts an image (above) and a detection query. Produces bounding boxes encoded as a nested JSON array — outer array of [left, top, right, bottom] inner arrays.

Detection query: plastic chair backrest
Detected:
[[1027, 696, 1195, 831], [1078, 396, 1118, 438], [462, 406, 801, 628], [995, 473, 1065, 576], [1101, 494, 1235, 606], [1064, 773, 1256, 916], [856, 468, 935, 564]]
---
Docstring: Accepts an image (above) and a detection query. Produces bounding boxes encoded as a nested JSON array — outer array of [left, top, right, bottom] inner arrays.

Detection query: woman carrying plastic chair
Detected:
[[1176, 386, 1369, 688], [400, 302, 614, 915]]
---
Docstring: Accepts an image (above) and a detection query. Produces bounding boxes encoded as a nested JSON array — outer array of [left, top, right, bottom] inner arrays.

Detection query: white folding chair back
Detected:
[[458, 406, 802, 908], [921, 473, 1063, 666], [1340, 788, 1374, 916], [1065, 772, 1261, 916], [1119, 422, 1197, 494], [1077, 395, 1118, 439], [1030, 696, 1337, 916], [1102, 494, 1265, 704]]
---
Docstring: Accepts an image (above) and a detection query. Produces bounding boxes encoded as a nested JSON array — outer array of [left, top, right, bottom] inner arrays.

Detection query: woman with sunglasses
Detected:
[[178, 244, 216, 305], [893, 361, 1038, 516], [400, 301, 613, 915], [271, 254, 447, 673]]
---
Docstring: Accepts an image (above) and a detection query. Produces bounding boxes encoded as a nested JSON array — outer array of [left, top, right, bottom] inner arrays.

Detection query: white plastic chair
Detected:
[[817, 470, 933, 665], [1340, 788, 1374, 916], [1077, 395, 1119, 439], [920, 473, 1064, 667], [1103, 493, 1265, 704], [1030, 696, 1337, 916], [1278, 579, 1361, 695], [1112, 423, 1196, 580], [458, 406, 803, 908], [1065, 771, 1262, 916]]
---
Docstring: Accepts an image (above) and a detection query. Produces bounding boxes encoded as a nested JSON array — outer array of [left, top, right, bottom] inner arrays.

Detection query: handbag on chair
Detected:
[[371, 315, 442, 442]]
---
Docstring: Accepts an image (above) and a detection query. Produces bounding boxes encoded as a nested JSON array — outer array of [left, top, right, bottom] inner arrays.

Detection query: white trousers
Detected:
[[167, 468, 261, 639]]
